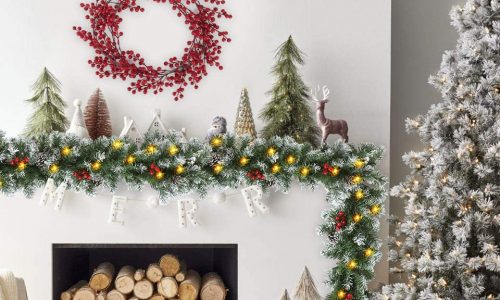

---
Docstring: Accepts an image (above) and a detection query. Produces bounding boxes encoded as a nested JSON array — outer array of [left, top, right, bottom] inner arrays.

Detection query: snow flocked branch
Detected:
[[0, 130, 386, 298]]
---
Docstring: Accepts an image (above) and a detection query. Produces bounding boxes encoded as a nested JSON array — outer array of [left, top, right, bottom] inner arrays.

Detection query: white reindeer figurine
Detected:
[[311, 85, 349, 144]]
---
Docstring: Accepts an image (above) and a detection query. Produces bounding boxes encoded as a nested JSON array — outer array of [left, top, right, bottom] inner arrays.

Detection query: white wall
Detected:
[[0, 0, 391, 299]]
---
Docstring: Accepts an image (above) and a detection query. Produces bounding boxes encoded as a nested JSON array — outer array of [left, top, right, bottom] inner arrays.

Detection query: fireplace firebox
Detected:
[[52, 244, 238, 299]]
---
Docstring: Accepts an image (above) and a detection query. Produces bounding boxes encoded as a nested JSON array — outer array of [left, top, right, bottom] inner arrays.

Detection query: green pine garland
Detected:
[[0, 130, 386, 298]]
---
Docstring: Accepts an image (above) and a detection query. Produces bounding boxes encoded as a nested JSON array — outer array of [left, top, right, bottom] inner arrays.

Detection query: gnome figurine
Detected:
[[66, 99, 90, 138], [206, 116, 227, 140]]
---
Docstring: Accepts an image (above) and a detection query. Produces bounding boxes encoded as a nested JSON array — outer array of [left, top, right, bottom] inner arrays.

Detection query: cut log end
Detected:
[[157, 277, 178, 298], [89, 262, 115, 291], [159, 254, 181, 276], [115, 265, 135, 294], [178, 270, 201, 300], [133, 279, 154, 300], [201, 273, 227, 300], [107, 289, 127, 300], [146, 263, 163, 283], [73, 286, 96, 300], [61, 280, 87, 300]]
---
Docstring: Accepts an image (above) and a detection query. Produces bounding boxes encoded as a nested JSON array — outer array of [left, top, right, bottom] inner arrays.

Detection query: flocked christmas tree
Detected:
[[260, 36, 320, 147], [84, 88, 112, 140], [24, 67, 68, 138], [378, 1, 500, 299], [293, 267, 322, 300], [234, 88, 257, 140]]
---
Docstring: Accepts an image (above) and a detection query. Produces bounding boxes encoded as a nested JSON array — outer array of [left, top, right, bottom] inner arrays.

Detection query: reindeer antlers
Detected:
[[322, 85, 330, 100], [310, 85, 331, 101]]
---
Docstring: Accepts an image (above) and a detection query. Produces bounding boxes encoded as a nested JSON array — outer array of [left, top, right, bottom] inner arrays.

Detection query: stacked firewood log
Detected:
[[61, 254, 227, 300]]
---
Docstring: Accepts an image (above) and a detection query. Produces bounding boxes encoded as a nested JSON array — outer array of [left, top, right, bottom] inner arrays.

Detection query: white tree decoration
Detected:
[[293, 267, 321, 300], [66, 99, 89, 138], [281, 289, 291, 300]]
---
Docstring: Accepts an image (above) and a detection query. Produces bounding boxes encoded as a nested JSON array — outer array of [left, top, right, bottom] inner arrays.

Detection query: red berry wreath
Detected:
[[74, 0, 232, 100]]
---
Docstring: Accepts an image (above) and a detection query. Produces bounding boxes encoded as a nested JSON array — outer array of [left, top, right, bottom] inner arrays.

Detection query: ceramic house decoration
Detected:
[[120, 116, 143, 146], [146, 109, 169, 138]]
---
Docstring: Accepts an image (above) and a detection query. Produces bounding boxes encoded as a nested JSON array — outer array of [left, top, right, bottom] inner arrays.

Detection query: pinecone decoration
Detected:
[[209, 153, 222, 166], [234, 88, 257, 140], [33, 152, 50, 168], [84, 88, 112, 140]]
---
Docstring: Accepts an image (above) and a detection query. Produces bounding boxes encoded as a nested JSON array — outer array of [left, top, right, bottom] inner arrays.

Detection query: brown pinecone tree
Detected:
[[84, 88, 112, 140]]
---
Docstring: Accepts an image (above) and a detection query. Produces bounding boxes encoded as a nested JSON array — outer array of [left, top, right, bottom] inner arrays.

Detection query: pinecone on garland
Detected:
[[293, 267, 321, 300], [234, 88, 257, 140], [84, 88, 112, 140]]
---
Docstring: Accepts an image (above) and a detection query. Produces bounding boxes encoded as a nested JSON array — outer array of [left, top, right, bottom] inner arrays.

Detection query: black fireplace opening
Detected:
[[52, 243, 238, 300]]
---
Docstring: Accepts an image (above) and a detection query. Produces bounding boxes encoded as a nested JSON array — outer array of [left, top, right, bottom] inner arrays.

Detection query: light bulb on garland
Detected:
[[285, 155, 297, 165], [168, 145, 180, 156], [210, 136, 223, 148], [125, 155, 136, 165], [331, 167, 340, 176], [61, 146, 72, 157], [351, 175, 363, 185], [271, 164, 281, 174], [337, 289, 347, 300], [17, 161, 27, 171], [91, 161, 102, 171], [354, 189, 364, 201], [175, 165, 185, 175], [353, 213, 363, 223], [155, 171, 165, 180], [213, 163, 224, 175], [300, 166, 310, 177], [354, 159, 365, 169], [146, 144, 158, 155], [49, 164, 60, 174], [364, 248, 375, 258], [347, 259, 358, 270], [370, 204, 381, 215], [239, 156, 250, 166], [112, 139, 124, 150], [266, 146, 277, 157], [0, 179, 3, 189]]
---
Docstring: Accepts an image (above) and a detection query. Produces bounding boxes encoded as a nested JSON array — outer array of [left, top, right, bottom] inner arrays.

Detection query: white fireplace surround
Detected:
[[0, 0, 390, 299]]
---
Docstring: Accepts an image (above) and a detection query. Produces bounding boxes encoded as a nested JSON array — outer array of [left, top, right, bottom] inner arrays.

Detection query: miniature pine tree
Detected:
[[234, 88, 257, 140], [24, 67, 68, 138], [260, 36, 320, 147], [293, 267, 321, 300], [84, 88, 112, 140], [280, 289, 291, 300], [378, 1, 500, 299]]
